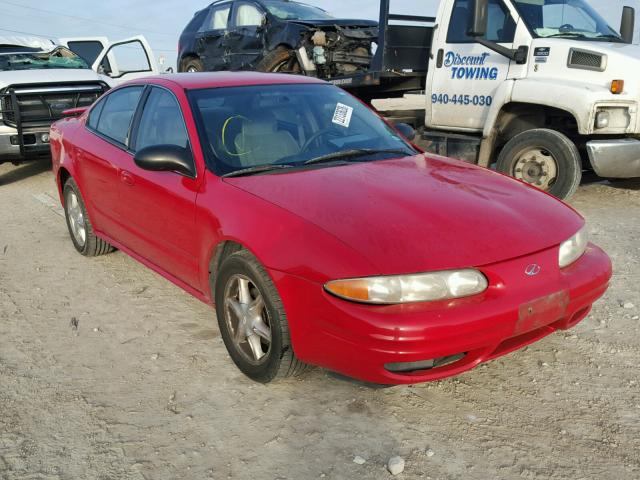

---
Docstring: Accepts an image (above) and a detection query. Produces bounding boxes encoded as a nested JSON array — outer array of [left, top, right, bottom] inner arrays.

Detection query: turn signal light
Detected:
[[611, 80, 624, 94]]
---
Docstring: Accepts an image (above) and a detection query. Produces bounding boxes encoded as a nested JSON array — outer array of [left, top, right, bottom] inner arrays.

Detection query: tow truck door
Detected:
[[91, 36, 159, 85], [427, 0, 516, 131]]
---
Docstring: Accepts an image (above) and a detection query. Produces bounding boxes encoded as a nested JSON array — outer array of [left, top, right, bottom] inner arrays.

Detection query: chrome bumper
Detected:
[[586, 138, 640, 178], [0, 130, 51, 162]]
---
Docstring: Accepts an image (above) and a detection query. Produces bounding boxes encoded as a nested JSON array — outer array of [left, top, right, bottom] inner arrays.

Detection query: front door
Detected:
[[429, 0, 517, 131], [196, 2, 232, 71], [117, 86, 200, 286], [226, 1, 267, 70]]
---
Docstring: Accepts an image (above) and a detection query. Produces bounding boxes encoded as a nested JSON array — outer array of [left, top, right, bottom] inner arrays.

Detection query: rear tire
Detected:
[[182, 57, 203, 73], [257, 47, 302, 74], [214, 250, 309, 383], [63, 178, 114, 257], [496, 128, 582, 200]]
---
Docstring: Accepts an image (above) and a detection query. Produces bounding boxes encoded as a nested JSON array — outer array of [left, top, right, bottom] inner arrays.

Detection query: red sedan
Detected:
[[50, 73, 611, 385]]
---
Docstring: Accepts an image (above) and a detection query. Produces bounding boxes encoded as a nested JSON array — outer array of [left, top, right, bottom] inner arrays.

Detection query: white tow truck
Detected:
[[329, 0, 640, 199], [0, 36, 157, 164]]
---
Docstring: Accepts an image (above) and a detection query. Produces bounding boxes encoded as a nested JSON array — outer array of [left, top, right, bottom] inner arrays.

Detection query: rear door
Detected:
[[226, 1, 267, 69], [77, 86, 145, 237], [195, 2, 232, 70], [427, 0, 516, 131], [116, 86, 200, 286]]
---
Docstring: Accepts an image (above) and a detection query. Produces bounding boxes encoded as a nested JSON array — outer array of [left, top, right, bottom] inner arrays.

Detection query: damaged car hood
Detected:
[[288, 19, 378, 28], [225, 155, 584, 275]]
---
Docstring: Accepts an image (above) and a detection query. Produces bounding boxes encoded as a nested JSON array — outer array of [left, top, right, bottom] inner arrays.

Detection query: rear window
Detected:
[[93, 86, 144, 146]]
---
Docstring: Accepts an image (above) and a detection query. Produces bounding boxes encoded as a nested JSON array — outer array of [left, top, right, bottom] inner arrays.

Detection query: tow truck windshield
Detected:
[[514, 0, 623, 42], [0, 47, 89, 71]]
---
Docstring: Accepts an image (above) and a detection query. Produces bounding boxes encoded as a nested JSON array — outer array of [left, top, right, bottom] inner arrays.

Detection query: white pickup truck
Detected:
[[325, 0, 640, 199], [0, 36, 157, 164]]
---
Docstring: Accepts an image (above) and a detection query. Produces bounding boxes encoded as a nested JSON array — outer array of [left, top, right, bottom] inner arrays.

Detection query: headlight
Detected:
[[559, 226, 588, 268], [325, 269, 488, 304]]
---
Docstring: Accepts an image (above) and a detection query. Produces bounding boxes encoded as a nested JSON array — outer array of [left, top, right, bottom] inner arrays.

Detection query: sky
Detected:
[[0, 0, 637, 69]]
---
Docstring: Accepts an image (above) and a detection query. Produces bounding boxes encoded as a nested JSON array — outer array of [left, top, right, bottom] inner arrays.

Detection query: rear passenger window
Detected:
[[95, 86, 144, 146], [447, 0, 516, 44], [135, 87, 190, 151], [205, 4, 231, 30]]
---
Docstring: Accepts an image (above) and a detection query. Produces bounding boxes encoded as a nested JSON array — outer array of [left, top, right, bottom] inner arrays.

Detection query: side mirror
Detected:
[[395, 123, 416, 141], [134, 145, 195, 177], [621, 6, 636, 44], [468, 0, 489, 38]]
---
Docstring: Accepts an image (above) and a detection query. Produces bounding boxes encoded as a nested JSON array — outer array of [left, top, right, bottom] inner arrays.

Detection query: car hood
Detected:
[[0, 68, 104, 88], [287, 19, 378, 28], [224, 155, 583, 275]]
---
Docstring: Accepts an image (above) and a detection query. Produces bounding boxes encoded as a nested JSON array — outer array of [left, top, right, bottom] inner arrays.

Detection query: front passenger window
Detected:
[[236, 4, 264, 27], [135, 88, 190, 152], [95, 86, 144, 146]]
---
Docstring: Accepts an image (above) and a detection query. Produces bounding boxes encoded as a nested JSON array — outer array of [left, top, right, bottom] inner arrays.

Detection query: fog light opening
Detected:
[[385, 353, 466, 373], [41, 133, 50, 143]]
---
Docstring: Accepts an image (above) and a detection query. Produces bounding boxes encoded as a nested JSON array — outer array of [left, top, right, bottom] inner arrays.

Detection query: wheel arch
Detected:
[[480, 102, 581, 167], [179, 53, 200, 72]]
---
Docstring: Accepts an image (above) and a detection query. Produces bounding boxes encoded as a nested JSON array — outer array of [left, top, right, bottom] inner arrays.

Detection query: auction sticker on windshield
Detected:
[[332, 103, 353, 128]]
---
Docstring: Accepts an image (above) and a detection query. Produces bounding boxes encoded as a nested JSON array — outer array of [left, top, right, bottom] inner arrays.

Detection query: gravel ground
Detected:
[[1, 160, 639, 480]]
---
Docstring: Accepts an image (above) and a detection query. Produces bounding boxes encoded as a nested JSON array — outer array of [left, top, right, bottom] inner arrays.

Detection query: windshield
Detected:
[[0, 46, 89, 71], [263, 1, 334, 20], [190, 83, 415, 176], [513, 0, 623, 41]]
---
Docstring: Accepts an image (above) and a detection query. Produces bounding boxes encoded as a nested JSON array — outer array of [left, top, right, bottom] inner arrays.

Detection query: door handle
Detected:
[[436, 49, 444, 68], [120, 170, 135, 186]]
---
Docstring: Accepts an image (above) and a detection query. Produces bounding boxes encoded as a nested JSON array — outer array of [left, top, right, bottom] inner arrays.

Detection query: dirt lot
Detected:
[[1, 160, 639, 480]]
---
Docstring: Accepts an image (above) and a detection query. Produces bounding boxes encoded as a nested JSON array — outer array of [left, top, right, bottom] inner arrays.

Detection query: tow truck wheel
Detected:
[[63, 178, 114, 257], [257, 47, 302, 74], [497, 128, 582, 200]]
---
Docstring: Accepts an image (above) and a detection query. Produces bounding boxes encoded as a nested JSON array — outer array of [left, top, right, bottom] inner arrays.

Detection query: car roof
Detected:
[[131, 72, 328, 90]]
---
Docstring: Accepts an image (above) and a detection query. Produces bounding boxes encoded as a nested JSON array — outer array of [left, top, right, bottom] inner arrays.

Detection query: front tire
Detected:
[[496, 129, 582, 200], [256, 47, 302, 74], [214, 250, 308, 383], [63, 178, 114, 256]]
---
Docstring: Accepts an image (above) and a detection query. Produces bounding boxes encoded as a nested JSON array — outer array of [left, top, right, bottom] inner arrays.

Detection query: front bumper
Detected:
[[271, 244, 612, 385], [586, 138, 640, 178], [0, 128, 51, 163]]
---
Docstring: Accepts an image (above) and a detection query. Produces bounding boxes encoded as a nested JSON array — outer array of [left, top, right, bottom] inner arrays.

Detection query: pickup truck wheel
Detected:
[[497, 129, 582, 200], [214, 250, 309, 383], [257, 47, 301, 74], [183, 57, 203, 73], [63, 179, 114, 256]]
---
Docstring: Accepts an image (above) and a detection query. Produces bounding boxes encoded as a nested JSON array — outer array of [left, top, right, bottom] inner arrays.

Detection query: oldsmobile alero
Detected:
[[50, 73, 612, 384]]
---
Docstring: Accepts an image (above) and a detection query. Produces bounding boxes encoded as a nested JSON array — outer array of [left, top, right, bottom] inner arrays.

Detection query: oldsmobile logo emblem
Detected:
[[525, 264, 542, 276]]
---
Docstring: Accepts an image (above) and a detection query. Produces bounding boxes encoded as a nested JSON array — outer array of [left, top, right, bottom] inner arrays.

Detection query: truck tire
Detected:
[[257, 47, 301, 74], [63, 178, 114, 256], [214, 249, 310, 383], [496, 129, 582, 200], [182, 57, 203, 73]]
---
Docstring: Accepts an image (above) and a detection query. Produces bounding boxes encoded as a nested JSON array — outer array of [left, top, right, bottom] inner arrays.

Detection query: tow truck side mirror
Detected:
[[621, 6, 636, 44], [468, 0, 488, 38]]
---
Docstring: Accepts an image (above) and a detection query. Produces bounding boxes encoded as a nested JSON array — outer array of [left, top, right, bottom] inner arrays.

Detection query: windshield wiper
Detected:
[[546, 32, 587, 38], [595, 34, 624, 41], [222, 164, 295, 178], [304, 148, 411, 166]]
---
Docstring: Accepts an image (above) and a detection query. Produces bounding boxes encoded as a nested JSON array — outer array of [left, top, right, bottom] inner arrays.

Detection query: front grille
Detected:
[[1, 83, 105, 128], [568, 48, 606, 72]]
